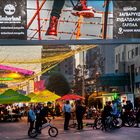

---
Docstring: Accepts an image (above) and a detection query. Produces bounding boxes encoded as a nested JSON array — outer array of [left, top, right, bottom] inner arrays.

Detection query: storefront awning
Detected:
[[99, 73, 130, 86], [0, 64, 34, 75]]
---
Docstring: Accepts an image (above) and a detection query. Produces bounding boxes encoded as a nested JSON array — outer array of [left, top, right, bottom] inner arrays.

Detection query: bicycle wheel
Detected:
[[95, 118, 102, 129], [127, 117, 135, 127], [28, 128, 38, 138], [48, 127, 58, 137], [106, 122, 113, 131], [113, 117, 122, 128]]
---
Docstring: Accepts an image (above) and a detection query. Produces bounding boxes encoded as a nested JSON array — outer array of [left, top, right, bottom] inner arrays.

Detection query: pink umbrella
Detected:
[[57, 94, 84, 101]]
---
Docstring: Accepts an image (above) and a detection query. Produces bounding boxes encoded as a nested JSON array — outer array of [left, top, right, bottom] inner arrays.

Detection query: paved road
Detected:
[[0, 117, 140, 140]]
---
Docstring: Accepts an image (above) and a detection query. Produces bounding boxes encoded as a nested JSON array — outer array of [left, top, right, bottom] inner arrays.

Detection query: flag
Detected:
[[34, 80, 45, 92]]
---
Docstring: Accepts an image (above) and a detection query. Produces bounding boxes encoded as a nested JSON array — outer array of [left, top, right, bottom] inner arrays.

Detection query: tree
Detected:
[[46, 72, 70, 96], [73, 64, 88, 96], [73, 67, 82, 95]]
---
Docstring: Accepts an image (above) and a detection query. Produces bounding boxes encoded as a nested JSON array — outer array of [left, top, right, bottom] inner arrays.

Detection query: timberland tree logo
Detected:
[[4, 4, 16, 16]]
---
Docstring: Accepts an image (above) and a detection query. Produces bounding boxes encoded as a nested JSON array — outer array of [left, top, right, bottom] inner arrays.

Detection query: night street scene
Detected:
[[0, 0, 140, 140]]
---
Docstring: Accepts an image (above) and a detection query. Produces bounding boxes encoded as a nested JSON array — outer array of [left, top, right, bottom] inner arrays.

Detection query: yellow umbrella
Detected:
[[31, 90, 60, 102], [26, 92, 36, 98]]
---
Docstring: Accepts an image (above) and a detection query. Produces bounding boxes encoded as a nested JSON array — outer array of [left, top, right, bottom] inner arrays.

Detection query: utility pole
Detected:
[[76, 15, 85, 97]]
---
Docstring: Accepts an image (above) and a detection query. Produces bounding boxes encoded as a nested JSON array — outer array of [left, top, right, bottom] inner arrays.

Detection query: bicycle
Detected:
[[101, 115, 122, 131], [123, 111, 136, 127], [28, 117, 58, 138], [86, 111, 102, 129]]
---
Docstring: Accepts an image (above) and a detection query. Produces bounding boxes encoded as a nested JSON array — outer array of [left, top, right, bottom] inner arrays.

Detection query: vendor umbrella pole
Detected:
[[76, 15, 83, 40]]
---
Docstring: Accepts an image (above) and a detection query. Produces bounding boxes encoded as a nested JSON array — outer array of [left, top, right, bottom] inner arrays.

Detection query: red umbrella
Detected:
[[57, 94, 84, 101]]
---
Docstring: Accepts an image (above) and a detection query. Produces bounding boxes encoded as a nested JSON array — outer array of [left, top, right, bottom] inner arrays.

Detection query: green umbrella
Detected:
[[0, 89, 30, 104]]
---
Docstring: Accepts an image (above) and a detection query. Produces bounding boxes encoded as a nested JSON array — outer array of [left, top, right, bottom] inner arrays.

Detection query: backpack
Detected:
[[116, 99, 122, 115]]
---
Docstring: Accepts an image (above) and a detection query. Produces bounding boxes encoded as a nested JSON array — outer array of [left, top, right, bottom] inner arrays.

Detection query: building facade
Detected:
[[0, 45, 42, 94], [115, 44, 140, 104]]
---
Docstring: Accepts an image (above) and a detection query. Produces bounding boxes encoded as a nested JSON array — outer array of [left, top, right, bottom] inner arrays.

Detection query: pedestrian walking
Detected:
[[62, 100, 71, 130]]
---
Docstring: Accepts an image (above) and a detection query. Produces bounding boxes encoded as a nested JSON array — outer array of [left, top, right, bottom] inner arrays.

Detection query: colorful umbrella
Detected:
[[31, 90, 60, 102], [26, 92, 36, 98], [57, 94, 84, 101], [0, 89, 30, 104]]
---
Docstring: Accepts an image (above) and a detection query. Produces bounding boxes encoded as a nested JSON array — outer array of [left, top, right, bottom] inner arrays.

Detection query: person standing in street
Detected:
[[35, 104, 42, 134], [75, 100, 85, 130], [62, 100, 71, 130], [28, 105, 36, 135]]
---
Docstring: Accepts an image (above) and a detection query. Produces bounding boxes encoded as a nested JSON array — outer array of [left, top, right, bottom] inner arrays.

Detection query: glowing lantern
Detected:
[[7, 73, 23, 79]]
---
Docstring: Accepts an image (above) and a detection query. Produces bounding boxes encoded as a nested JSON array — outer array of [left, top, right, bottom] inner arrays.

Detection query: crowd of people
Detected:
[[27, 98, 140, 133], [1, 98, 140, 134], [28, 102, 55, 134], [0, 104, 25, 121], [62, 100, 86, 130], [27, 100, 86, 133], [101, 99, 140, 129]]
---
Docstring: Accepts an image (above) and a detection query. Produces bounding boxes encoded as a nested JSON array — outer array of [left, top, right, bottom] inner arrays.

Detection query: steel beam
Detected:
[[0, 39, 140, 46]]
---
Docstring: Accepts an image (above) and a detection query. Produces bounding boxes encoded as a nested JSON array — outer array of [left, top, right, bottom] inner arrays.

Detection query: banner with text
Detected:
[[113, 0, 140, 39], [0, 0, 27, 39]]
